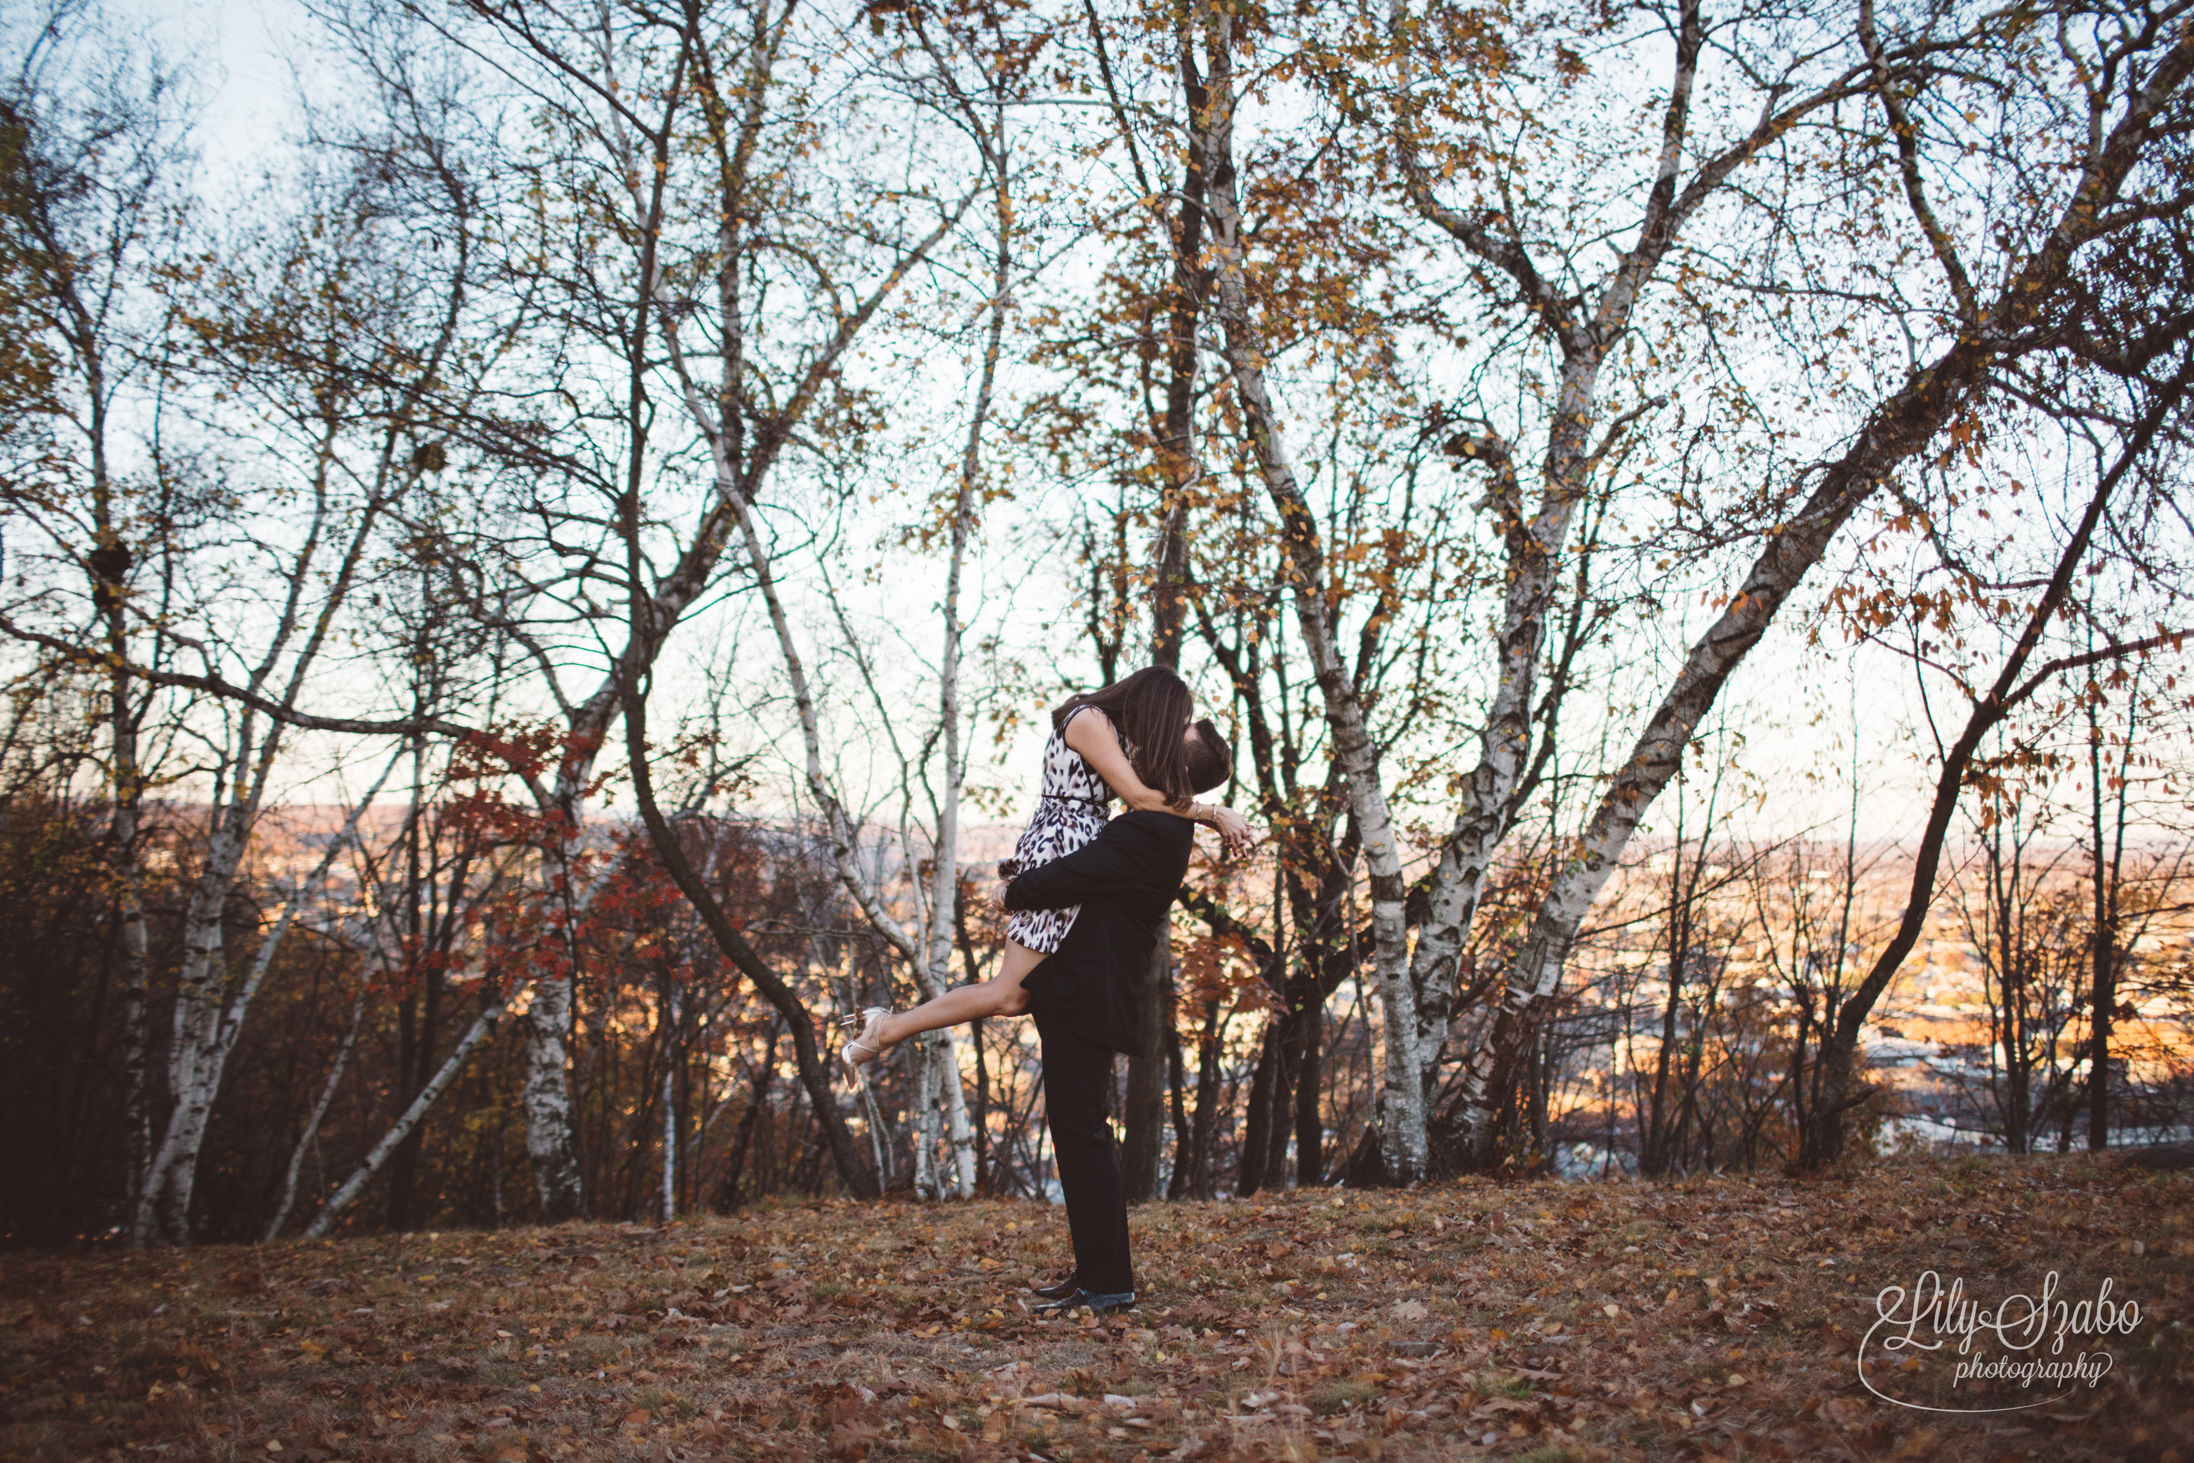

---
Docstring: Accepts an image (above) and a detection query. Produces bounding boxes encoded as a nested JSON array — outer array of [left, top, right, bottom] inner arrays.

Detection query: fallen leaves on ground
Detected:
[[3, 1152, 2189, 1461]]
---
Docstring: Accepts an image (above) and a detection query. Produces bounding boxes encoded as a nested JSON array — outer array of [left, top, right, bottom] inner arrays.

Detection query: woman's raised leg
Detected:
[[846, 941, 1047, 1065]]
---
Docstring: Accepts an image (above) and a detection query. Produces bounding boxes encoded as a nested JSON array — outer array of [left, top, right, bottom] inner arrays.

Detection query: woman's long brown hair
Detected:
[[1053, 666, 1195, 805]]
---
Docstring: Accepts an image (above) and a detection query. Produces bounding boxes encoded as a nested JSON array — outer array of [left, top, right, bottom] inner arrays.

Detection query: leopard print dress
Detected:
[[1001, 706, 1118, 953]]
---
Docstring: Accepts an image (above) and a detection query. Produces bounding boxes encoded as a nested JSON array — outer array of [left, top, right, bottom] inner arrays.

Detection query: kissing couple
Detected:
[[842, 666, 1251, 1315]]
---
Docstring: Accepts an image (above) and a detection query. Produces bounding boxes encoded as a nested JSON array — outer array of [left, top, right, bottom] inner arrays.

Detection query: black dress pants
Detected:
[[1034, 1011, 1133, 1295]]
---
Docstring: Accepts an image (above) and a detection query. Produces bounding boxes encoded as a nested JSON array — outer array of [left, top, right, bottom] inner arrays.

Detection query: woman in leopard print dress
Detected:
[[842, 666, 1250, 1071], [997, 702, 1119, 955]]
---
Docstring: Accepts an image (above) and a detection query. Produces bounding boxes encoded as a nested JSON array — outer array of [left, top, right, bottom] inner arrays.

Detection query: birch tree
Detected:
[[1438, 1, 2194, 1169], [1067, 0, 1218, 1200], [647, 0, 1034, 1198], [1365, 0, 1891, 1172], [1047, 0, 1455, 1193], [1191, 0, 1450, 1183], [0, 12, 503, 1239], [338, 0, 988, 1207], [130, 159, 495, 1242], [1140, 0, 2194, 1181], [0, 0, 191, 1238]]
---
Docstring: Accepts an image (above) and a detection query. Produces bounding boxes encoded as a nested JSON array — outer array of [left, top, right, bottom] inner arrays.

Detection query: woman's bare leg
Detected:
[[868, 941, 1047, 1052]]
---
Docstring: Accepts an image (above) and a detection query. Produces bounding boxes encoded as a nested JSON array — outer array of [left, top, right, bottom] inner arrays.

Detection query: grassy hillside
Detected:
[[3, 1154, 2188, 1461]]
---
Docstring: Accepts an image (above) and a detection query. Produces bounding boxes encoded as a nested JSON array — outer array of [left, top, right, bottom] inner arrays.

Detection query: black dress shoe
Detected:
[[1033, 1287, 1135, 1316], [1031, 1272, 1080, 1301]]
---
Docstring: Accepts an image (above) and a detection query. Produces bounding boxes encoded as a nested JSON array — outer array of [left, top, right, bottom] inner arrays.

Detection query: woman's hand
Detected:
[[1207, 804, 1254, 855]]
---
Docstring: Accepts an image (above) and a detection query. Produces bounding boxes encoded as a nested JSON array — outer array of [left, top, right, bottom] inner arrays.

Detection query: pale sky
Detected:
[[110, 0, 2184, 857]]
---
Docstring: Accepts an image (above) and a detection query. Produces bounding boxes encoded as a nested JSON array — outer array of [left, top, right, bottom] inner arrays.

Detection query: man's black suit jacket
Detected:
[[1004, 809, 1194, 1055]]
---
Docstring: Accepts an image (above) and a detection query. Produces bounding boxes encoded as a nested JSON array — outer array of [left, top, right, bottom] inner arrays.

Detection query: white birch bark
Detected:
[[1195, 5, 1424, 1182], [103, 552, 154, 1242], [479, 0, 967, 1209], [141, 815, 248, 1242], [923, 477, 982, 1199], [1381, 0, 1961, 1138], [918, 124, 1012, 1199], [263, 985, 368, 1241], [122, 197, 465, 1239], [910, 1033, 943, 1200], [519, 841, 588, 1220], [114, 805, 156, 1247], [137, 708, 403, 1243], [661, 988, 681, 1222], [692, 385, 978, 1196]]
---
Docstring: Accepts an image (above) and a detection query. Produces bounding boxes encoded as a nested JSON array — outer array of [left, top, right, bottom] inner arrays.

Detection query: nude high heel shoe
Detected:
[[841, 1006, 892, 1077]]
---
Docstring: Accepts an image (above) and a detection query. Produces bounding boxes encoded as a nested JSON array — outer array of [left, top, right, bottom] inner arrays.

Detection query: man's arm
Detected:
[[1004, 814, 1176, 912]]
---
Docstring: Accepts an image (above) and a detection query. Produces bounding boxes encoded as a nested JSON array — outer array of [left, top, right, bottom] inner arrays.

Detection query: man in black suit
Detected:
[[1003, 720, 1235, 1315]]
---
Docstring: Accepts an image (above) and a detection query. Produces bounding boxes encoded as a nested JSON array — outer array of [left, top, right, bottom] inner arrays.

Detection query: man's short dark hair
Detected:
[[1185, 717, 1232, 794]]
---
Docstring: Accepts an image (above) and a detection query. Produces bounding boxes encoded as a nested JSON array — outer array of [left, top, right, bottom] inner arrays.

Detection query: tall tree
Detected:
[[351, 0, 987, 1206], [1082, 0, 1219, 1203], [636, 0, 1021, 1198], [1496, 41, 2194, 1170], [1355, 0, 2194, 1171], [0, 7, 507, 1239], [0, 0, 190, 1241]]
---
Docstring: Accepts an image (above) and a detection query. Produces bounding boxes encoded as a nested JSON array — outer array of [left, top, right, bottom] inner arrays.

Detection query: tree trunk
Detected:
[[1263, 1009, 1301, 1189], [265, 987, 367, 1241], [307, 996, 509, 1238], [521, 957, 587, 1221], [1293, 992, 1323, 1187], [912, 189, 1005, 1200], [115, 828, 154, 1248], [1386, 0, 1704, 1072], [140, 746, 398, 1242], [1115, 5, 1214, 1193], [1165, 1014, 1193, 1199], [1642, 959, 1684, 1177], [661, 990, 681, 1222], [973, 1016, 991, 1194], [137, 818, 243, 1244], [1984, 827, 2033, 1155], [386, 962, 444, 1231], [1196, 7, 1424, 1182], [2087, 692, 2116, 1151], [106, 601, 156, 1246], [1454, 87, 2194, 1169], [2006, 991, 2031, 1155], [1236, 1021, 1279, 1195], [1188, 1007, 1224, 1199], [912, 1031, 946, 1199], [1121, 944, 1172, 1201]]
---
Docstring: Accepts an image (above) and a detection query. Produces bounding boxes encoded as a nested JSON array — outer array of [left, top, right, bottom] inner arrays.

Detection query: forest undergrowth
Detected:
[[3, 1153, 2189, 1463]]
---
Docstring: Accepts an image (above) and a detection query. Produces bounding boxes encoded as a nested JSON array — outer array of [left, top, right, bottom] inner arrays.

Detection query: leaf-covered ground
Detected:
[[5, 1153, 2190, 1462]]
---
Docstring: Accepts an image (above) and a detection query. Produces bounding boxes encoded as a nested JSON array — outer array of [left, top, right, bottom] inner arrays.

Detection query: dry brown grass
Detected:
[[2, 1151, 2188, 1462]]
